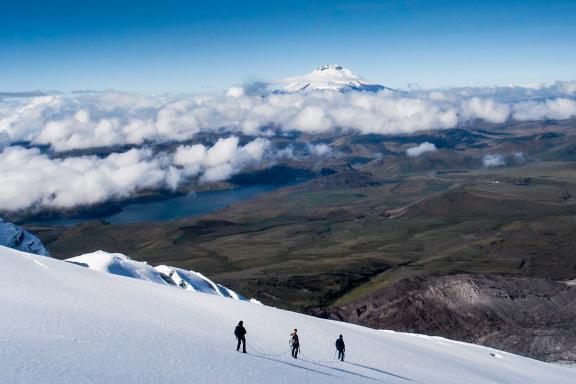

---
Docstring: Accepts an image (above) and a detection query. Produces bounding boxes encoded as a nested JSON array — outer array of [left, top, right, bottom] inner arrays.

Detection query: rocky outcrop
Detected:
[[314, 274, 576, 362]]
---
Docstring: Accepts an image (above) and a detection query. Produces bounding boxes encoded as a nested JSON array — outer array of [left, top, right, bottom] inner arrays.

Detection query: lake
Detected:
[[35, 183, 296, 226]]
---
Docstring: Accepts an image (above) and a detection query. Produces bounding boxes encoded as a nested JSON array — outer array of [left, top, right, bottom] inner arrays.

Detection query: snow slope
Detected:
[[0, 218, 49, 256], [0, 245, 572, 384], [280, 64, 390, 93]]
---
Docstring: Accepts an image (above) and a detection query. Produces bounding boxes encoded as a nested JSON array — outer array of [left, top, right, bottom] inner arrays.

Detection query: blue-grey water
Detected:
[[36, 183, 295, 226]]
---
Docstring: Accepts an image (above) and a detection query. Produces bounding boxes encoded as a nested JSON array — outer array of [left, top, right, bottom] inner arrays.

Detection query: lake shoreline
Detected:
[[18, 180, 305, 227]]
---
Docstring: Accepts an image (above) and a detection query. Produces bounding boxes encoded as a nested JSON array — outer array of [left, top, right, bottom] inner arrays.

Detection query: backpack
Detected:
[[234, 325, 245, 338], [290, 333, 299, 347]]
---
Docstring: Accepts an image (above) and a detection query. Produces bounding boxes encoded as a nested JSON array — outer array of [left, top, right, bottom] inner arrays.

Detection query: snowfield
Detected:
[[0, 245, 573, 384]]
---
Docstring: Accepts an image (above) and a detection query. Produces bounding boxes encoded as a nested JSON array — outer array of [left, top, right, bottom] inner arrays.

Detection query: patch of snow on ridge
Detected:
[[0, 218, 49, 256], [155, 265, 246, 300], [65, 250, 247, 301], [66, 251, 169, 285]]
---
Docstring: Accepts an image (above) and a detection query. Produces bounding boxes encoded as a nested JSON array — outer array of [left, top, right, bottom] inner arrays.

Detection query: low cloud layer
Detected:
[[0, 137, 275, 212], [1, 81, 575, 152], [1, 81, 575, 213]]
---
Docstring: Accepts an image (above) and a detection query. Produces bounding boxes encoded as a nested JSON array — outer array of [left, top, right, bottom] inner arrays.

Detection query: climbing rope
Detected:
[[248, 341, 290, 357], [298, 343, 341, 363], [242, 338, 340, 363], [300, 351, 339, 364]]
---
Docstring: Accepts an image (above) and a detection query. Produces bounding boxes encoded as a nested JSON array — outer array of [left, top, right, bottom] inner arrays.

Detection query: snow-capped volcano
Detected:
[[280, 64, 390, 93]]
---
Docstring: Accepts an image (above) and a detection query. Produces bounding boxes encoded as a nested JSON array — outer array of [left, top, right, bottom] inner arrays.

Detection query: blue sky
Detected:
[[1, 0, 575, 93]]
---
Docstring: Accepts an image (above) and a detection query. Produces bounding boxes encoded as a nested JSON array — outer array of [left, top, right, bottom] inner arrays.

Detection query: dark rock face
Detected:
[[314, 274, 576, 362]]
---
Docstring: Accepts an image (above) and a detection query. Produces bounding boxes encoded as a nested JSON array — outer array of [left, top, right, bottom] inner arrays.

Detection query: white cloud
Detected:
[[308, 143, 332, 156], [483, 154, 506, 168], [174, 137, 272, 183], [173, 144, 207, 177], [459, 97, 510, 123], [226, 87, 245, 98], [2, 82, 575, 153], [288, 105, 332, 133], [0, 137, 276, 212], [512, 98, 576, 121], [406, 142, 438, 157], [0, 146, 178, 211]]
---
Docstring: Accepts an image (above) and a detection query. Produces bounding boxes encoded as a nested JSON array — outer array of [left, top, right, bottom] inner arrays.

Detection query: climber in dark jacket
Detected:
[[234, 321, 247, 353], [290, 329, 300, 359], [335, 334, 345, 361]]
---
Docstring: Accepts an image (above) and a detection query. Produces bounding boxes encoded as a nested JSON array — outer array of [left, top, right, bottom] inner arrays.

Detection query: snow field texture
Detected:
[[0, 245, 573, 384]]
